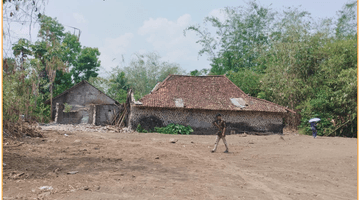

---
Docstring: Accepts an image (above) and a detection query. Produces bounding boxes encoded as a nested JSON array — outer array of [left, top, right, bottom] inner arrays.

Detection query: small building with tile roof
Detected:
[[128, 75, 296, 135]]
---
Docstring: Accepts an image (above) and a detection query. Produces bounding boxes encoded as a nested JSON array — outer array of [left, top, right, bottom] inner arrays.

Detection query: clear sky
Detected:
[[4, 0, 351, 76]]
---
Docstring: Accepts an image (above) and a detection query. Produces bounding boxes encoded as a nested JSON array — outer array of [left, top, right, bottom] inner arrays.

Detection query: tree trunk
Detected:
[[50, 83, 53, 121]]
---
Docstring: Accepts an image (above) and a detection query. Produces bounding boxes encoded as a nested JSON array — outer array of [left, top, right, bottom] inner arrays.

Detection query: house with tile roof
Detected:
[[128, 75, 296, 135]]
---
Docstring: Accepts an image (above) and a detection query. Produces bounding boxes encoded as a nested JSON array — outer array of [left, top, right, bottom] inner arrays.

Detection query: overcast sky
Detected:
[[4, 0, 351, 76]]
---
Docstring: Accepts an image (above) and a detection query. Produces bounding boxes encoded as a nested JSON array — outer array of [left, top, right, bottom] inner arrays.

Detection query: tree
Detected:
[[258, 4, 357, 137], [61, 32, 82, 67], [12, 38, 32, 70], [71, 47, 101, 83], [3, 0, 47, 57], [226, 69, 262, 97], [88, 76, 110, 94], [122, 52, 184, 99], [189, 68, 209, 76], [184, 0, 276, 74], [335, 1, 357, 39]]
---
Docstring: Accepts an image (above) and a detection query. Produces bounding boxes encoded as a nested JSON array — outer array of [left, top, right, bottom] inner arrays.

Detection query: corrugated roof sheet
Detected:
[[136, 75, 295, 113]]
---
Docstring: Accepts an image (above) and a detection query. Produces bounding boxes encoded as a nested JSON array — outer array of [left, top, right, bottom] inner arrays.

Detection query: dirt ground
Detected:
[[2, 128, 357, 200]]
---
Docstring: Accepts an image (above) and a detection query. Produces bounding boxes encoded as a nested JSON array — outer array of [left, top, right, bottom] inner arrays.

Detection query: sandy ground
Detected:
[[2, 128, 357, 200]]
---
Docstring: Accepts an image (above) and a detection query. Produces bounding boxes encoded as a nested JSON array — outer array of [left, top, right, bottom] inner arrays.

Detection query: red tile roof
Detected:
[[136, 75, 295, 113]]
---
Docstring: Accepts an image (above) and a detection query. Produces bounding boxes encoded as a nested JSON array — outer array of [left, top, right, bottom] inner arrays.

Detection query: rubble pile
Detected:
[[39, 123, 133, 133]]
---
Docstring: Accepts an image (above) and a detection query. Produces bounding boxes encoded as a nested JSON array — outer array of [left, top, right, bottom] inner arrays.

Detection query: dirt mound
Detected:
[[3, 120, 43, 138]]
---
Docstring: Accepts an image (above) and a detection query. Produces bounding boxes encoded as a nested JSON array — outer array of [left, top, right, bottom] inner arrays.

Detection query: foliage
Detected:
[[107, 70, 130, 103], [259, 7, 357, 137], [190, 68, 210, 76], [226, 69, 263, 97], [4, 14, 88, 124], [88, 76, 110, 94], [3, 0, 47, 57], [63, 103, 72, 113], [154, 124, 194, 135], [53, 70, 73, 97], [296, 38, 357, 137], [71, 47, 101, 83], [335, 1, 357, 39], [136, 124, 149, 133], [3, 59, 50, 123], [184, 0, 276, 74], [122, 52, 184, 97]]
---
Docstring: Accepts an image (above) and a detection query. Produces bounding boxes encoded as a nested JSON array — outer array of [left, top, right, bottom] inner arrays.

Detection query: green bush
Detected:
[[63, 103, 72, 113], [136, 124, 148, 133], [154, 124, 193, 135]]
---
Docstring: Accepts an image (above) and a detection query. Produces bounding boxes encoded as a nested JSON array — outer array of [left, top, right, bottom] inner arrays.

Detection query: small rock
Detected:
[[13, 172, 25, 178], [64, 134, 69, 137], [169, 138, 178, 143], [83, 186, 90, 190], [280, 136, 285, 140], [67, 171, 78, 175], [38, 191, 51, 198], [74, 140, 81, 143], [39, 186, 53, 190], [155, 156, 160, 159]]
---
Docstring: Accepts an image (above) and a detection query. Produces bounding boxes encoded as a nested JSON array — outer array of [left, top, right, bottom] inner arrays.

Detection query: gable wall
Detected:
[[51, 83, 118, 124]]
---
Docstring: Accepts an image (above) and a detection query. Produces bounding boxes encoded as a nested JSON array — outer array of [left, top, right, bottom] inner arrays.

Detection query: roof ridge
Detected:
[[169, 74, 225, 77], [138, 74, 172, 101], [223, 75, 247, 96], [44, 80, 120, 105]]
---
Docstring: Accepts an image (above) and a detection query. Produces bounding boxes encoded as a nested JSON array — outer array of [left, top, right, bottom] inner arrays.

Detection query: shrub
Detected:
[[63, 103, 72, 113], [136, 124, 148, 133], [154, 124, 193, 135]]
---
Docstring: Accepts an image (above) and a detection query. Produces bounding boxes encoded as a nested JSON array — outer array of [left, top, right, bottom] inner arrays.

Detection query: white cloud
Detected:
[[99, 33, 134, 73], [137, 14, 209, 70], [73, 13, 87, 24]]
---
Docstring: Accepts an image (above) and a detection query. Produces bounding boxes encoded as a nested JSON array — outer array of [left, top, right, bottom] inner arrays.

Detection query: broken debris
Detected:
[[169, 138, 178, 143]]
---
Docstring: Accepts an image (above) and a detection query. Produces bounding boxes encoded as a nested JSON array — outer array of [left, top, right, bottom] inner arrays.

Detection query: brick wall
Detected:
[[129, 105, 284, 135]]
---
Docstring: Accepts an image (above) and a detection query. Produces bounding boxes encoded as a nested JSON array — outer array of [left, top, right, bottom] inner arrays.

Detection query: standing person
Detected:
[[310, 122, 317, 138], [211, 114, 229, 153]]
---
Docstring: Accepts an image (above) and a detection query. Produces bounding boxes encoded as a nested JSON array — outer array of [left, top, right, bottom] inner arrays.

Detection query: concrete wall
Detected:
[[56, 104, 121, 125], [51, 82, 122, 125], [129, 106, 285, 134], [95, 104, 121, 126], [51, 82, 117, 120]]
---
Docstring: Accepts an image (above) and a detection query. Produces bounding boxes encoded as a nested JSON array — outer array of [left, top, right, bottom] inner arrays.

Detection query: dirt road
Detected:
[[3, 129, 357, 200]]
